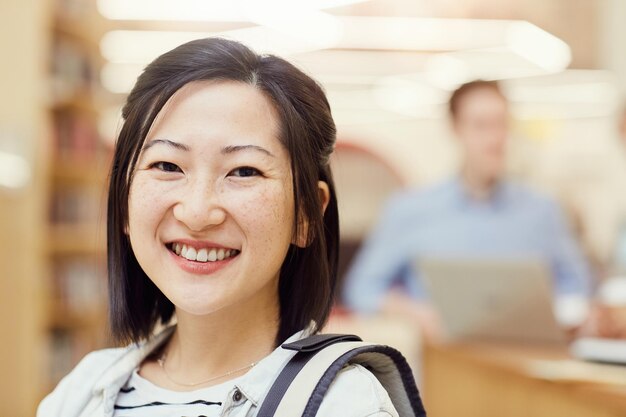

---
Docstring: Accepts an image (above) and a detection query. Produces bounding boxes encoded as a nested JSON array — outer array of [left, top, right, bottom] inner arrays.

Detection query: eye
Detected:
[[149, 161, 183, 173], [229, 166, 261, 178]]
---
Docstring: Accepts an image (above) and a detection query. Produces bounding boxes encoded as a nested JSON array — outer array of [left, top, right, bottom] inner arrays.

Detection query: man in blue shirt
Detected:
[[343, 80, 592, 339]]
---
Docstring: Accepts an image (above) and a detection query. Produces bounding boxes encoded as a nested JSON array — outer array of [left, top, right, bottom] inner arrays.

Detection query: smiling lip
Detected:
[[166, 240, 240, 275]]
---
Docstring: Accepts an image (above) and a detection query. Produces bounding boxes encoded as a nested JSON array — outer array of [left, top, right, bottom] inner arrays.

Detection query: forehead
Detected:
[[147, 80, 280, 144], [456, 88, 508, 118]]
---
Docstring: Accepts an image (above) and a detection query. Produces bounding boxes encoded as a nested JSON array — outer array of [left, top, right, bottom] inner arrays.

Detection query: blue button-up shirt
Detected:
[[343, 178, 592, 312]]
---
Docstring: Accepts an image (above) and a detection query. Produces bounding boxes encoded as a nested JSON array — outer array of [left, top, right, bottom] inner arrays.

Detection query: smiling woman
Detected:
[[36, 38, 420, 417], [126, 80, 300, 327]]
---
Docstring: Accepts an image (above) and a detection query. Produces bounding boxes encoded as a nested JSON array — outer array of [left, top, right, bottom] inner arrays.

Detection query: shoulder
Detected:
[[64, 346, 133, 384], [505, 182, 563, 216], [37, 346, 133, 415], [318, 364, 398, 417]]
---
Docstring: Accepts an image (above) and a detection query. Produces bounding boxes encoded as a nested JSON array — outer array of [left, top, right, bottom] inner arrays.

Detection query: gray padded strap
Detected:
[[300, 346, 426, 417], [259, 335, 426, 417], [271, 341, 367, 417]]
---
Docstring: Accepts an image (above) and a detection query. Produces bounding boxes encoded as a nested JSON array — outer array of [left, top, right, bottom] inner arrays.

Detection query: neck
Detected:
[[163, 283, 280, 386], [460, 165, 499, 201]]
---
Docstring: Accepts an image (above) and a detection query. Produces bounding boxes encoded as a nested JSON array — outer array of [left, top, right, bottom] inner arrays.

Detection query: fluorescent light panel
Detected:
[[101, 25, 339, 65], [100, 17, 570, 65], [99, 17, 572, 94], [97, 0, 367, 21]]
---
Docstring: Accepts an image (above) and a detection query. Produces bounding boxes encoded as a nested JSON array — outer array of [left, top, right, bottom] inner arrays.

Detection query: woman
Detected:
[[38, 38, 399, 416]]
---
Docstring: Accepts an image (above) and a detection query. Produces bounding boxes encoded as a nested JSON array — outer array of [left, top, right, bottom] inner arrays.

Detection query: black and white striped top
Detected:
[[113, 369, 244, 417]]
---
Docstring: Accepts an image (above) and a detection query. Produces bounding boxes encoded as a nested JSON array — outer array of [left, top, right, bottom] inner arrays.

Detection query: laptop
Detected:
[[416, 257, 567, 344]]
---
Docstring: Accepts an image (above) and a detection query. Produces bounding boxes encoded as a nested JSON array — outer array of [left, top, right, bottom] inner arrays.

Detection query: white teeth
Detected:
[[196, 248, 208, 262], [171, 243, 238, 262], [184, 247, 197, 261]]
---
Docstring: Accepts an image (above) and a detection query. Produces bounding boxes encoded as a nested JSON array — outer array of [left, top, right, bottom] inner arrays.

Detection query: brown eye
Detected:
[[151, 161, 182, 173], [229, 166, 261, 178]]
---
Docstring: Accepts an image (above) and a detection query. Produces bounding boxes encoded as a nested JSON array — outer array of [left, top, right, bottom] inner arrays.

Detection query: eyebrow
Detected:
[[142, 139, 190, 152], [142, 140, 275, 158], [221, 144, 275, 158]]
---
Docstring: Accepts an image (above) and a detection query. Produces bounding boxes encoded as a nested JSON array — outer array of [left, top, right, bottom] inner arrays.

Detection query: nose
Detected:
[[172, 179, 226, 232]]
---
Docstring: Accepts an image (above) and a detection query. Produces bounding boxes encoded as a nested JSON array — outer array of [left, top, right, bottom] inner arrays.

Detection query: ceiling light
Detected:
[[0, 152, 30, 189], [336, 17, 509, 51], [424, 54, 471, 90], [100, 25, 339, 67], [97, 0, 368, 21], [506, 21, 571, 72]]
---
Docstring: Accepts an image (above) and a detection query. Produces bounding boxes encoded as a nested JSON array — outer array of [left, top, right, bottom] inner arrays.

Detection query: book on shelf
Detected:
[[51, 110, 101, 161], [50, 37, 96, 103], [51, 257, 107, 313], [50, 184, 103, 224]]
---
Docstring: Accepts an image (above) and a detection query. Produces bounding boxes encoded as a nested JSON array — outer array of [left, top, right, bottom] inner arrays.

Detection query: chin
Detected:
[[161, 281, 236, 317], [171, 295, 233, 317], [482, 164, 505, 182]]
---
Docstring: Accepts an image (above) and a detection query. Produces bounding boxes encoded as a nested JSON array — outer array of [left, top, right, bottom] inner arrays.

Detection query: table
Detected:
[[422, 341, 626, 417]]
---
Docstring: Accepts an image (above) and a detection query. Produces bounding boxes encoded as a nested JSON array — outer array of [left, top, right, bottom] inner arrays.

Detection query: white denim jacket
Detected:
[[37, 326, 399, 417]]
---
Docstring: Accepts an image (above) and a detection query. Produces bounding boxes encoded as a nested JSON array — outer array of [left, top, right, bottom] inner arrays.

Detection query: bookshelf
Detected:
[[41, 0, 112, 400]]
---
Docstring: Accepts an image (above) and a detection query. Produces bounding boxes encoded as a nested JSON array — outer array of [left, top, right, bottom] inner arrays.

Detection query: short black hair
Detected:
[[107, 38, 339, 345], [448, 79, 506, 120]]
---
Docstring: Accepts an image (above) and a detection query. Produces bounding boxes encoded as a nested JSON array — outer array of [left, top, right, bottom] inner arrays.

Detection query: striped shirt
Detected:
[[113, 369, 243, 417]]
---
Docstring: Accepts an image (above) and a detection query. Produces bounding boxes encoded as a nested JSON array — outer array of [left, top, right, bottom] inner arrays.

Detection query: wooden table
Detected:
[[422, 341, 626, 417]]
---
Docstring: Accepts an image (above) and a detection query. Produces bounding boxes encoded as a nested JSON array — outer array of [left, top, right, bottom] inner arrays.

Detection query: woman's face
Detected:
[[127, 80, 294, 316]]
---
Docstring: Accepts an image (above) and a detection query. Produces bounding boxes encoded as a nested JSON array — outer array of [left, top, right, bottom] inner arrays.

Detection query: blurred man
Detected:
[[343, 80, 591, 340]]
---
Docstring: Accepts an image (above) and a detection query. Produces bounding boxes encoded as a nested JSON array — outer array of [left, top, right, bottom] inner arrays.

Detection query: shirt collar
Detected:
[[451, 176, 512, 209]]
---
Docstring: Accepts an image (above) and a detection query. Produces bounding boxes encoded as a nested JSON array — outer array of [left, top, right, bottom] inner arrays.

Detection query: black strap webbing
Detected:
[[283, 333, 362, 353], [256, 334, 362, 417]]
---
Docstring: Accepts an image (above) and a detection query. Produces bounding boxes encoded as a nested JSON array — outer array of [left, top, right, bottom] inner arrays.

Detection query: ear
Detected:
[[292, 181, 331, 248], [318, 180, 331, 213]]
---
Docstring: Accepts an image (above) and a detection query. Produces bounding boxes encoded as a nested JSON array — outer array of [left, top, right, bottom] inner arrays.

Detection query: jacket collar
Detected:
[[233, 326, 312, 405], [451, 176, 513, 209], [92, 323, 313, 405], [93, 326, 176, 394]]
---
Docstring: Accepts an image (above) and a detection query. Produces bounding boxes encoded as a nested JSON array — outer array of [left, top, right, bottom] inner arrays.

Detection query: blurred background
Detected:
[[3, 0, 626, 415]]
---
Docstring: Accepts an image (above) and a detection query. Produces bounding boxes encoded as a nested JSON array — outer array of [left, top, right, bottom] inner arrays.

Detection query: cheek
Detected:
[[462, 136, 482, 157], [127, 176, 173, 236], [230, 182, 295, 251]]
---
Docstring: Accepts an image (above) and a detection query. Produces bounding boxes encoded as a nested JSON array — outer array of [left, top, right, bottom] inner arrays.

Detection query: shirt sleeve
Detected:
[[545, 200, 592, 297], [342, 194, 420, 313]]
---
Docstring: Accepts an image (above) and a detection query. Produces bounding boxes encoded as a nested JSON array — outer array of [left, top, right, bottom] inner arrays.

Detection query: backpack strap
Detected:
[[257, 333, 427, 417], [256, 334, 362, 417]]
